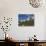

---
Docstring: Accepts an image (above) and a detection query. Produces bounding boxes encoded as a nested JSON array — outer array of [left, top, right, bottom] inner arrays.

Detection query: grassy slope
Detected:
[[19, 19, 34, 26]]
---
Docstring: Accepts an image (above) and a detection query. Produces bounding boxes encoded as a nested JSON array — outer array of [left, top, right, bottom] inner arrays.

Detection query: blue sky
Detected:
[[18, 14, 34, 20]]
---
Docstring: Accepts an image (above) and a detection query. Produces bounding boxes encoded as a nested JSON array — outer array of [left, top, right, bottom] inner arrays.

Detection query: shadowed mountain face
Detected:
[[18, 14, 34, 26]]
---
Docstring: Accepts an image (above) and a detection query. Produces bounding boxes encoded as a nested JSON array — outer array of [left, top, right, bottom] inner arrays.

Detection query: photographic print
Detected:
[[18, 14, 34, 26]]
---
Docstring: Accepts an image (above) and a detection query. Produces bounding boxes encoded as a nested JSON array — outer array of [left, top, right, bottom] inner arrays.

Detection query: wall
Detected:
[[0, 0, 46, 40]]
